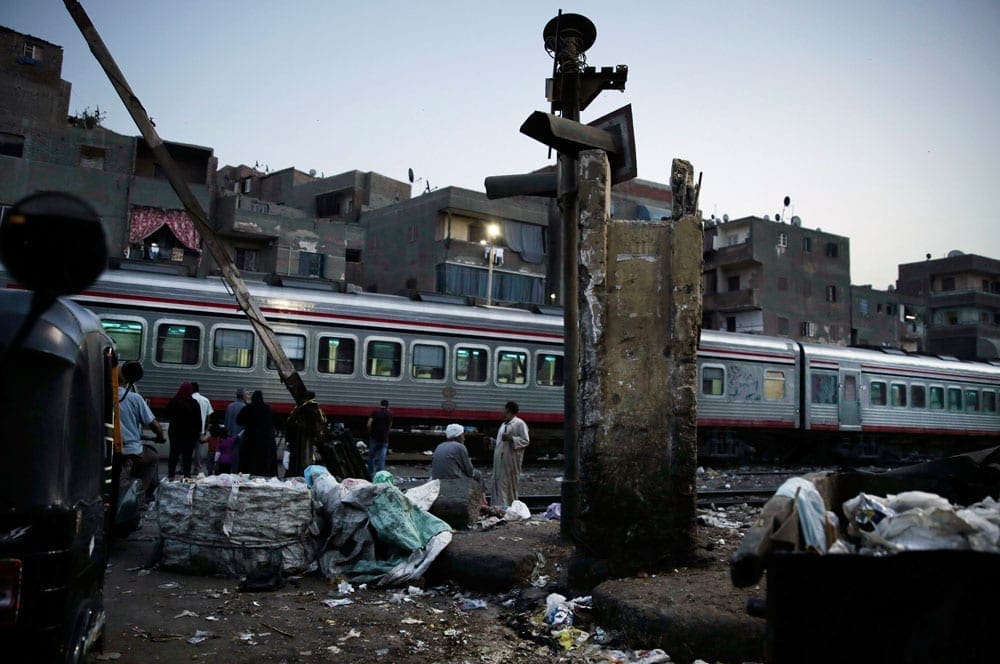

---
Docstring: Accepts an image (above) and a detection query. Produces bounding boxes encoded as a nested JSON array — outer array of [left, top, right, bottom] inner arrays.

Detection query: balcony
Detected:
[[929, 289, 1000, 308], [927, 321, 1000, 338], [704, 241, 758, 270], [703, 288, 761, 312]]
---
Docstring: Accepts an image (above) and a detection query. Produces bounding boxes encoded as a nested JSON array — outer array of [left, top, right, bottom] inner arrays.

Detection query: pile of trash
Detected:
[[837, 491, 1000, 554], [507, 590, 671, 663], [305, 465, 452, 586], [735, 473, 1000, 560], [157, 474, 316, 577], [155, 467, 454, 586]]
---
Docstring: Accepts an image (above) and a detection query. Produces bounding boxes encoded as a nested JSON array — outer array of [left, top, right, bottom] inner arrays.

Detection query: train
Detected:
[[5, 266, 999, 461]]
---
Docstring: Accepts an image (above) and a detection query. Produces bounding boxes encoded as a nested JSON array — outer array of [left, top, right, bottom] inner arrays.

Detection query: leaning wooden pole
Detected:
[[63, 2, 317, 410]]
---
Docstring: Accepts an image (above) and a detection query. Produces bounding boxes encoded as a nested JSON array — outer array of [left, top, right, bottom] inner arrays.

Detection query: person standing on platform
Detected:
[[236, 390, 278, 477], [490, 401, 530, 508], [366, 399, 393, 478], [190, 382, 213, 474], [223, 387, 248, 470], [165, 382, 202, 480]]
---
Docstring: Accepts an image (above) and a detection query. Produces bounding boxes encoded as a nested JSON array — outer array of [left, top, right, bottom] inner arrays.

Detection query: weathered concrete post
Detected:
[[574, 150, 702, 575]]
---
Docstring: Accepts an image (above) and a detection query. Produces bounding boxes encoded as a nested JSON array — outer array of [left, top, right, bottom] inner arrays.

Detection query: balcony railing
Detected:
[[703, 288, 761, 311]]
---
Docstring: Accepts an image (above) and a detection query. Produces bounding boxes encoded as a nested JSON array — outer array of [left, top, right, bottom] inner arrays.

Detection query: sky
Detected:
[[4, 1, 999, 290]]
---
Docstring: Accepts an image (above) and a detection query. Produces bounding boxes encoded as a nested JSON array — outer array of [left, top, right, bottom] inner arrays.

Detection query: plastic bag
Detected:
[[505, 500, 531, 521]]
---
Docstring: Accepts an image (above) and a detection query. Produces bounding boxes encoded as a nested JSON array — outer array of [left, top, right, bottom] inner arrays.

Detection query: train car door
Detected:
[[839, 370, 861, 430]]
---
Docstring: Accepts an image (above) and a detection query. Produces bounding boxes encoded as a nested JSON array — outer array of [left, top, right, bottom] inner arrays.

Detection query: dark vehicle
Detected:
[[0, 192, 117, 661]]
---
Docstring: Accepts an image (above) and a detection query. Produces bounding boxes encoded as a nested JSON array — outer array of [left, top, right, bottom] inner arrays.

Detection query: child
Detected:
[[215, 431, 240, 474]]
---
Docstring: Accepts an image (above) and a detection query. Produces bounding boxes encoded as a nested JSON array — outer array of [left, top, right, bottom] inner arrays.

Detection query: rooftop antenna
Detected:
[[408, 167, 432, 194]]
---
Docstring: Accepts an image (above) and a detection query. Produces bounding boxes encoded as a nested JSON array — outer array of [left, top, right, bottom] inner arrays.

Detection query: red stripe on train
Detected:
[[148, 397, 564, 423], [696, 419, 797, 428]]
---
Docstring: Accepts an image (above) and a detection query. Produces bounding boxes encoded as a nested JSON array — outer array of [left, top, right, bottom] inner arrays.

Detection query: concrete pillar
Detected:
[[574, 150, 702, 573]]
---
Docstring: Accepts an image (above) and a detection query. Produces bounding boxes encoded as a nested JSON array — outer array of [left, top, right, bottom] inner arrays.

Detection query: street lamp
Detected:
[[480, 223, 501, 306]]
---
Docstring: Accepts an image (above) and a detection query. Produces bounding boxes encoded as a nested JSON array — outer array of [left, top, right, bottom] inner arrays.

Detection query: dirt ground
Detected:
[[93, 496, 763, 664]]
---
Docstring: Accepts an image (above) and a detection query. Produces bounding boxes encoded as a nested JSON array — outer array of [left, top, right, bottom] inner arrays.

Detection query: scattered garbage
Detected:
[[544, 502, 561, 520], [187, 630, 212, 645], [454, 597, 488, 611], [321, 598, 354, 608], [504, 500, 531, 521]]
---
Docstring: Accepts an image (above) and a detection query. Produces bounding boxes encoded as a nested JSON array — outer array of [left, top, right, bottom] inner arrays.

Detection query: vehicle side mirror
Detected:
[[1, 191, 107, 296]]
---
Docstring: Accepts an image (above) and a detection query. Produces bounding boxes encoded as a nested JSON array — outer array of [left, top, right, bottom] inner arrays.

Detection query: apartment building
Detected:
[[896, 252, 1000, 360], [702, 215, 851, 343]]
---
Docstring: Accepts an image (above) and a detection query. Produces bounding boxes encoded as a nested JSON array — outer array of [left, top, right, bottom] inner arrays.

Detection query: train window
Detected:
[[157, 323, 202, 365], [870, 381, 887, 406], [984, 391, 997, 412], [212, 328, 254, 368], [702, 366, 725, 396], [536, 353, 564, 387], [911, 385, 926, 408], [102, 319, 143, 361], [764, 370, 786, 401], [965, 390, 979, 412], [317, 336, 355, 374], [929, 386, 944, 410], [890, 383, 907, 407], [366, 340, 402, 378], [412, 343, 446, 380], [810, 374, 838, 404], [496, 350, 527, 385], [947, 387, 963, 411], [266, 333, 306, 371], [455, 347, 488, 382]]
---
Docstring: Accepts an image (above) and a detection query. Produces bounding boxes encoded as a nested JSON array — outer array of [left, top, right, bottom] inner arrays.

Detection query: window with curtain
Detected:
[[213, 328, 254, 368], [455, 346, 488, 382], [156, 323, 201, 365], [266, 333, 306, 371], [318, 336, 355, 374], [366, 340, 402, 377], [412, 343, 446, 379], [496, 350, 527, 385], [436, 264, 544, 304], [103, 319, 144, 361]]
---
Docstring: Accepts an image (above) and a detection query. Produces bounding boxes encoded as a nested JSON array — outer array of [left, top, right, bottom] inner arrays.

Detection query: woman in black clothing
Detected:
[[236, 390, 278, 477], [165, 381, 202, 479]]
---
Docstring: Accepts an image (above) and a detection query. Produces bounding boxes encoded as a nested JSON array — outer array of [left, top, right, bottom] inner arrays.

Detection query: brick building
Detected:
[[702, 215, 852, 343], [358, 186, 550, 303], [896, 252, 1000, 360]]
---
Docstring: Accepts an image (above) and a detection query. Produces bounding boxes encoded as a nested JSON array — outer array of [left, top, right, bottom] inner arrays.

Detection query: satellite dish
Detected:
[[783, 195, 791, 207], [763, 215, 770, 221], [791, 216, 801, 226], [308, 168, 317, 177], [723, 214, 729, 222], [946, 249, 965, 257], [408, 168, 414, 183], [775, 213, 781, 222]]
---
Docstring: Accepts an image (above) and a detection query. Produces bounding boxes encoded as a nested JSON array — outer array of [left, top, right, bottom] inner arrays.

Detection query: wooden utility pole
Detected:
[[63, 1, 323, 452]]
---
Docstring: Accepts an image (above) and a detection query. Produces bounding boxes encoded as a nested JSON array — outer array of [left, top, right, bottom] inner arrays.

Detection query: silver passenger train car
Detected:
[[63, 270, 566, 441], [5, 267, 996, 459]]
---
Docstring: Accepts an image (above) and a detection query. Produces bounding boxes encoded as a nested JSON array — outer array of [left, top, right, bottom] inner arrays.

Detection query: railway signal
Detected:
[[483, 12, 636, 539]]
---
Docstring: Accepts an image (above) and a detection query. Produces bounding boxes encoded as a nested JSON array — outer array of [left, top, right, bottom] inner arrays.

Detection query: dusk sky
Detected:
[[4, 1, 998, 289]]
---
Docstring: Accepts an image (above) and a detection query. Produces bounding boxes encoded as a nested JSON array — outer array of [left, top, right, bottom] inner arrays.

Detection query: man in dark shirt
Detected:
[[366, 399, 392, 477]]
